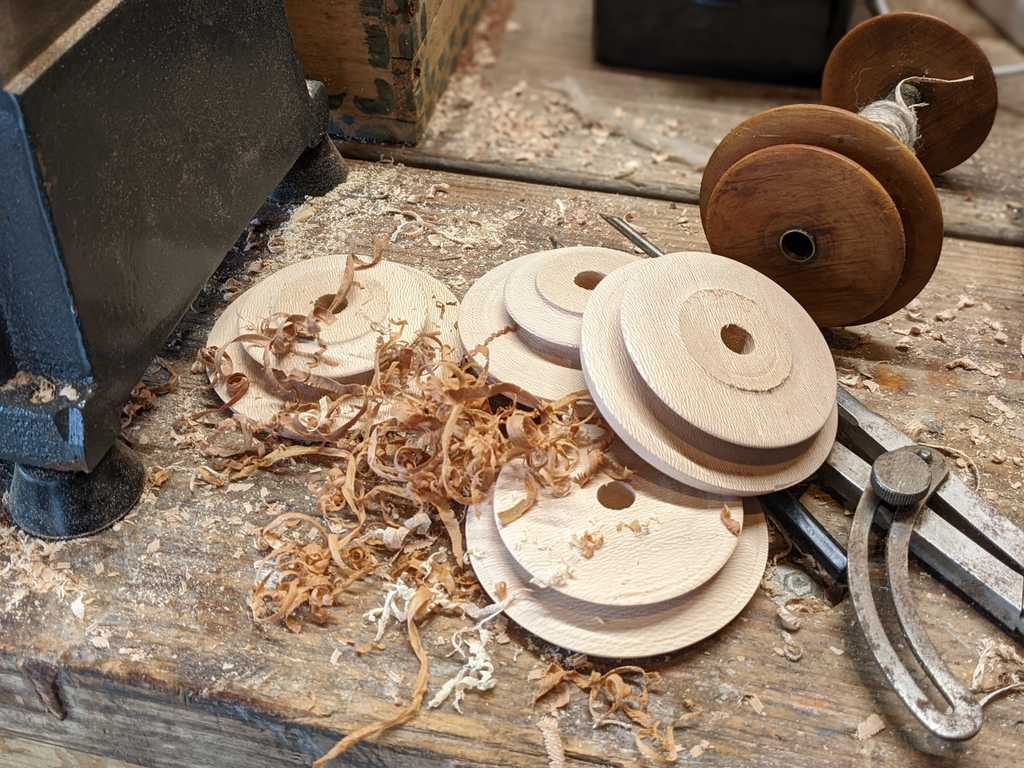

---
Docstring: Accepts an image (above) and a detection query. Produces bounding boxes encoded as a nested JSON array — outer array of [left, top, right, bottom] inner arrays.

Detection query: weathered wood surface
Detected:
[[340, 0, 1024, 247], [1, 161, 1022, 767]]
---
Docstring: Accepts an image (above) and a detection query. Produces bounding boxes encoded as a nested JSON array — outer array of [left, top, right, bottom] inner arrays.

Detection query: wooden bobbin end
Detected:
[[493, 449, 743, 607], [821, 11, 997, 175], [704, 143, 905, 328], [700, 104, 943, 325], [467, 493, 769, 659]]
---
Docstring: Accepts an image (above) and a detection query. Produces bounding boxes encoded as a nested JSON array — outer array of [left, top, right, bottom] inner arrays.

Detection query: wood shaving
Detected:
[[719, 506, 740, 537], [533, 661, 694, 763], [741, 693, 765, 716], [123, 358, 178, 427], [855, 713, 886, 740], [537, 714, 566, 768], [776, 606, 801, 632], [570, 530, 604, 559], [312, 585, 432, 767], [970, 638, 1024, 693], [689, 740, 710, 758]]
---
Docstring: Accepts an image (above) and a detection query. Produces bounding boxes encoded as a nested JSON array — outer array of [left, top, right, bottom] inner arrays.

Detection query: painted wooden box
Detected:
[[284, 0, 484, 144]]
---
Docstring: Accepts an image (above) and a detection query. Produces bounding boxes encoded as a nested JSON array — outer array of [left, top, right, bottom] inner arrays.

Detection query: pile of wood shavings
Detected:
[[532, 661, 703, 763], [192, 249, 631, 764]]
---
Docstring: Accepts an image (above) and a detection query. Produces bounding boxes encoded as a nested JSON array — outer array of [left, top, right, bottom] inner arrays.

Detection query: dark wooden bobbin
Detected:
[[700, 12, 995, 327], [821, 11, 998, 176]]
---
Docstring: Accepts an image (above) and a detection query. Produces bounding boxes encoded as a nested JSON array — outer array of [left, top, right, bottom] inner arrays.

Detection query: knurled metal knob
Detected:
[[870, 448, 932, 508]]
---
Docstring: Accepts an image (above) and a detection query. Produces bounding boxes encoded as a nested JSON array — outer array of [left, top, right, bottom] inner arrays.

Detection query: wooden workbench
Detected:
[[2, 1, 1023, 766]]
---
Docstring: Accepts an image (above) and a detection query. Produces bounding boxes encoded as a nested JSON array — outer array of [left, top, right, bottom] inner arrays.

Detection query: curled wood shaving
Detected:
[[570, 531, 604, 559], [313, 585, 432, 767], [123, 358, 177, 428], [533, 662, 692, 763], [537, 715, 566, 768], [720, 505, 740, 536]]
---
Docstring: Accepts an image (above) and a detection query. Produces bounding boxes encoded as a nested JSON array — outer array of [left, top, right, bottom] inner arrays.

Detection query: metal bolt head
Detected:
[[871, 449, 931, 507]]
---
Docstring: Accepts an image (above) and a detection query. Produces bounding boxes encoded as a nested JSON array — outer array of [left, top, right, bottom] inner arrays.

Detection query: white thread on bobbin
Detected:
[[857, 75, 975, 149]]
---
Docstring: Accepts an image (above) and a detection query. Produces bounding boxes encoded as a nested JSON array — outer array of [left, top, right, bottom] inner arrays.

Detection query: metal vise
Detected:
[[0, 0, 346, 538]]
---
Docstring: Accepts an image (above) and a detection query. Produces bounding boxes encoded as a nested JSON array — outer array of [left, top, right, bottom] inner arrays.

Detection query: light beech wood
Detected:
[[822, 11, 998, 175], [580, 255, 838, 496], [502, 247, 638, 365], [467, 493, 769, 658], [237, 259, 428, 382], [493, 448, 742, 607], [207, 261, 461, 435]]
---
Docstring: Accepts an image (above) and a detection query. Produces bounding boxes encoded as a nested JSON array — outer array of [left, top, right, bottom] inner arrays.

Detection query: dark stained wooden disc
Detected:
[[700, 104, 943, 325], [704, 144, 905, 328], [821, 11, 997, 175]]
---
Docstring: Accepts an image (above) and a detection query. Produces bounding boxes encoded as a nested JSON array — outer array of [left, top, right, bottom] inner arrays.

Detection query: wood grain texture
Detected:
[[469, 491, 768, 658], [700, 105, 944, 325], [581, 256, 839, 496], [458, 256, 586, 402], [2, 160, 1022, 768], [502, 246, 637, 364], [339, 0, 1024, 247], [493, 448, 742, 606], [238, 258, 428, 381], [208, 260, 461, 432], [822, 11, 999, 175], [705, 143, 907, 328]]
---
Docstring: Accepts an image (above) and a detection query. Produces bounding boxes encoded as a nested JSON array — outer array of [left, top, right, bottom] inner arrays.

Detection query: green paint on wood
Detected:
[[354, 79, 396, 115], [366, 25, 390, 67]]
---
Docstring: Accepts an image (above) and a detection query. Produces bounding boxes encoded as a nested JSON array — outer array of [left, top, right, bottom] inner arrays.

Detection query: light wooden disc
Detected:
[[821, 11, 997, 175], [580, 257, 838, 496], [502, 247, 638, 364], [459, 257, 586, 403], [699, 104, 943, 325], [493, 448, 742, 607], [207, 264, 461, 439], [236, 258, 428, 382], [620, 253, 835, 453], [467, 494, 769, 658], [704, 144, 906, 328]]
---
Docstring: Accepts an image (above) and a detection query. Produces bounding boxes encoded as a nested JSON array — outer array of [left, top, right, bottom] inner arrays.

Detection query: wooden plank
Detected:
[[1, 161, 1022, 768], [340, 0, 1024, 246], [0, 735, 140, 768]]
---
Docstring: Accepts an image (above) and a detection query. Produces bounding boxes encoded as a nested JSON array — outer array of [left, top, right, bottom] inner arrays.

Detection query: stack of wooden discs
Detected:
[[466, 447, 770, 658], [581, 252, 838, 497], [458, 246, 638, 403], [463, 248, 837, 656], [206, 255, 461, 435]]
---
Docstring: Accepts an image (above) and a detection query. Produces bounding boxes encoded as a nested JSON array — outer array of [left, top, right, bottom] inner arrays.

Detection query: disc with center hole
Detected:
[[580, 256, 838, 496], [704, 144, 906, 328], [821, 11, 997, 175], [621, 253, 835, 452], [700, 104, 943, 326], [503, 247, 638, 364], [467, 493, 768, 658], [493, 449, 742, 606], [236, 258, 428, 382], [207, 264, 461, 439], [459, 257, 587, 403]]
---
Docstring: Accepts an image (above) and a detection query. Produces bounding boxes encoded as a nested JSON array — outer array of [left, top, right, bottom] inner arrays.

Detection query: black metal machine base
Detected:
[[8, 442, 144, 540], [271, 137, 349, 204]]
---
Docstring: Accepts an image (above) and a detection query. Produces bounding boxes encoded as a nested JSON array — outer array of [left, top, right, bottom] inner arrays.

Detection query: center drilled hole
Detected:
[[316, 294, 349, 314], [597, 481, 636, 510], [721, 324, 754, 355], [574, 271, 605, 290], [779, 229, 816, 264]]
